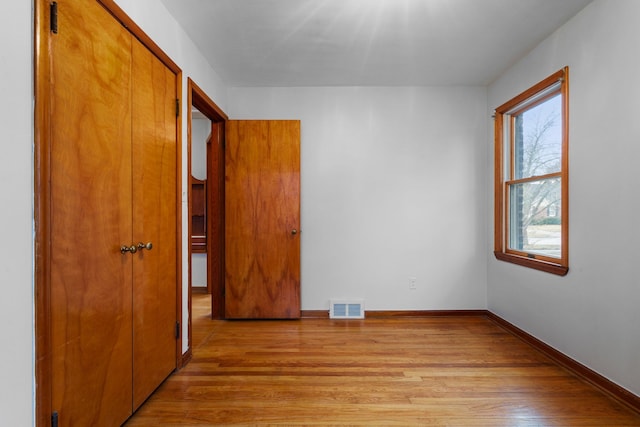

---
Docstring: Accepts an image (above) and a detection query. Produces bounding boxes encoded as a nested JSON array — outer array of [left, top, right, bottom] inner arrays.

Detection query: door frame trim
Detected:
[[34, 1, 182, 424], [186, 79, 227, 364]]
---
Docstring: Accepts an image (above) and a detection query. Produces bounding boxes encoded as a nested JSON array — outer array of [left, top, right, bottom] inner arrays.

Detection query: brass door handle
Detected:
[[291, 229, 298, 235], [120, 245, 137, 254], [137, 242, 153, 251]]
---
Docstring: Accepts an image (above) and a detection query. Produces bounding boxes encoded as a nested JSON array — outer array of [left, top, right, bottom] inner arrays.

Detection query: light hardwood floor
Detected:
[[125, 294, 640, 426]]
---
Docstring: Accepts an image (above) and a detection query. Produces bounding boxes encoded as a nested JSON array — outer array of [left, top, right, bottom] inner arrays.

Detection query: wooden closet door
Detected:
[[50, 0, 134, 425], [225, 120, 301, 319], [131, 38, 179, 408]]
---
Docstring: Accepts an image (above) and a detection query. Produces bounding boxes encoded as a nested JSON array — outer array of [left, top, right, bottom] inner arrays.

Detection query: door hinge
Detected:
[[50, 2, 58, 34], [51, 411, 59, 427], [175, 321, 180, 339], [175, 99, 180, 117]]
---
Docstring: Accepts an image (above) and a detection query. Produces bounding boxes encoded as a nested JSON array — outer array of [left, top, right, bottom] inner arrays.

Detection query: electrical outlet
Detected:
[[409, 276, 417, 290]]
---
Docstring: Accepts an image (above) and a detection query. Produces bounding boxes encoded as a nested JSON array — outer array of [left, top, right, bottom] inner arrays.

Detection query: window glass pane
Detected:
[[509, 177, 561, 258], [514, 94, 562, 179]]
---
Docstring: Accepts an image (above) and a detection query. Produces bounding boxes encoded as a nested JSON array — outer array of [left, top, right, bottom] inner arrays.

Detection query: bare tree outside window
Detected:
[[509, 95, 562, 257]]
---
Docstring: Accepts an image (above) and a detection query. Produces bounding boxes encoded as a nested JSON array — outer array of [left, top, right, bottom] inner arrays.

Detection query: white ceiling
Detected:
[[160, 0, 592, 87]]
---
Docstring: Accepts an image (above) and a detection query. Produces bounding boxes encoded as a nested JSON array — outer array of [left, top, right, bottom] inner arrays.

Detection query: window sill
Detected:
[[494, 251, 569, 276]]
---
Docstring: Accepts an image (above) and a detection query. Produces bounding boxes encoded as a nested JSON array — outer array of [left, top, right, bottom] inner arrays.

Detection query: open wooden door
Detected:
[[225, 120, 301, 319]]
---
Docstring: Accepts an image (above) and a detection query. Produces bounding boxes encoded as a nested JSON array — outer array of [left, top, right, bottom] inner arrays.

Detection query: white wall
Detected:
[[229, 86, 488, 310], [191, 117, 209, 180], [113, 0, 228, 352], [191, 255, 208, 288], [191, 117, 209, 288], [487, 0, 640, 396], [0, 2, 34, 425]]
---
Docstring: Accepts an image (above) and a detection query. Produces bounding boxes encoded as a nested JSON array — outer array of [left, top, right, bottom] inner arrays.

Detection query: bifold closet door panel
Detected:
[[131, 37, 179, 409], [49, 0, 134, 425]]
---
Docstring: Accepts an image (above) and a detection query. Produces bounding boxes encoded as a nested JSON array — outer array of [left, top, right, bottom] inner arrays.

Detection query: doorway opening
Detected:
[[186, 79, 227, 364]]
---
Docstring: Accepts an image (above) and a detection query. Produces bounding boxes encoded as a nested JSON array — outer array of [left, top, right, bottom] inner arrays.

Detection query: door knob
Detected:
[[120, 245, 137, 254], [291, 229, 298, 235], [137, 242, 153, 251]]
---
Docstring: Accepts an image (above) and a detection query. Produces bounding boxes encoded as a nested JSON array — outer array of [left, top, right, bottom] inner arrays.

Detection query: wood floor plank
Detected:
[[125, 294, 640, 426]]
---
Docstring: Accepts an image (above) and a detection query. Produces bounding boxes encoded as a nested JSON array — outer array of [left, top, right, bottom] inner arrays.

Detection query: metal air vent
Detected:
[[329, 299, 364, 319]]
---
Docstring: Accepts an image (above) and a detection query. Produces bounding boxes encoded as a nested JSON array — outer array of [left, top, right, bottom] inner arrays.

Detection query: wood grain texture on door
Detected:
[[131, 37, 178, 409], [225, 120, 301, 319], [50, 0, 134, 425]]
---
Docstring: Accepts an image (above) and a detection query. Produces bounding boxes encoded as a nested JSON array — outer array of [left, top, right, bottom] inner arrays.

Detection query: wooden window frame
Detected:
[[494, 67, 569, 276]]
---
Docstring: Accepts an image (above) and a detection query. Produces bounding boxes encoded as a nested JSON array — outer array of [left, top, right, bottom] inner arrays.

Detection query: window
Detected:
[[494, 67, 569, 275]]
